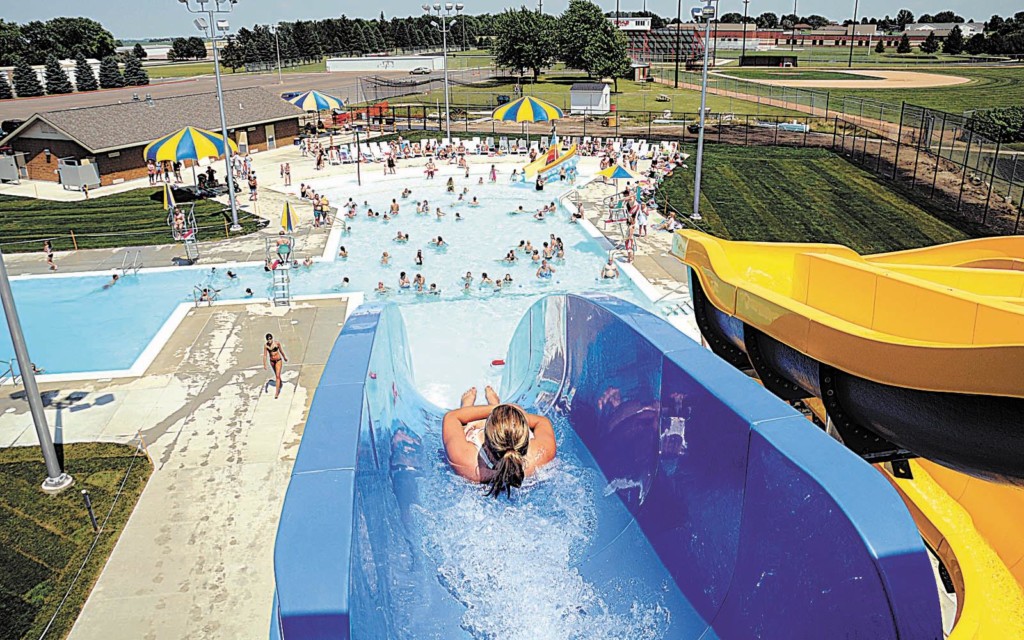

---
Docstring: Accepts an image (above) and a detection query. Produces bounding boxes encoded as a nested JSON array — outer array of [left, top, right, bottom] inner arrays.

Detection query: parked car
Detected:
[[409, 67, 432, 75]]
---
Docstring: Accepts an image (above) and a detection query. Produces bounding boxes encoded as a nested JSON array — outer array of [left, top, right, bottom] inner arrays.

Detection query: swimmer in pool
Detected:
[[414, 273, 426, 291], [376, 281, 390, 294], [103, 273, 119, 289], [381, 251, 390, 265], [601, 258, 619, 279], [463, 271, 473, 283], [415, 250, 424, 266], [480, 272, 494, 287], [470, 197, 479, 207], [428, 283, 440, 295], [455, 212, 463, 221], [339, 277, 350, 288], [446, 177, 455, 193], [245, 288, 254, 297], [401, 188, 411, 198], [503, 250, 517, 263], [442, 386, 557, 496], [399, 272, 410, 288], [504, 273, 513, 284], [339, 246, 348, 259], [524, 240, 534, 253], [533, 209, 545, 220], [542, 242, 554, 260], [432, 236, 447, 247], [531, 250, 541, 263], [510, 205, 525, 215], [536, 260, 555, 279], [436, 207, 446, 219]]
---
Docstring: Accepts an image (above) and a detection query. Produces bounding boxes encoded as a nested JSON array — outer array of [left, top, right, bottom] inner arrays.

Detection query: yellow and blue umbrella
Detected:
[[597, 165, 644, 181], [143, 126, 238, 163], [287, 90, 344, 112], [282, 202, 297, 233], [162, 183, 176, 209], [491, 96, 564, 122]]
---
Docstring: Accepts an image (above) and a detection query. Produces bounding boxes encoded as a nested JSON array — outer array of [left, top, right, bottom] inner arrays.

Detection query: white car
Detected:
[[409, 67, 432, 75]]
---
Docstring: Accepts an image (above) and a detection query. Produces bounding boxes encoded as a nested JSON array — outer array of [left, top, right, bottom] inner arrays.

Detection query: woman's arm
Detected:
[[278, 343, 288, 362], [526, 414, 557, 472], [262, 346, 268, 369], [442, 405, 496, 482]]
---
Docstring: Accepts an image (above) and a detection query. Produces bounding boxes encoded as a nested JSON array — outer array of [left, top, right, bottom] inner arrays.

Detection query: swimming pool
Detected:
[[3, 168, 659, 404]]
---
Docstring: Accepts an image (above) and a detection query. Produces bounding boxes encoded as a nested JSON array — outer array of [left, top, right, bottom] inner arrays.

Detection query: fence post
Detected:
[[832, 116, 839, 150], [70, 230, 78, 250], [931, 113, 948, 198], [956, 129, 975, 213], [891, 101, 907, 180], [1016, 190, 1024, 234], [824, 90, 830, 119], [982, 135, 1001, 225], [744, 115, 750, 146]]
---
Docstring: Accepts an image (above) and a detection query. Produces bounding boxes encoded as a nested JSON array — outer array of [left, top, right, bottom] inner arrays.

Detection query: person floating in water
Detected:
[[442, 386, 556, 497], [103, 274, 119, 289]]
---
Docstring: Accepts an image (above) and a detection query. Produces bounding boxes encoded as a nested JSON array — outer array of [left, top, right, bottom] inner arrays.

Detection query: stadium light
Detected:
[[424, 2, 463, 141], [692, 0, 716, 220], [180, 0, 242, 231]]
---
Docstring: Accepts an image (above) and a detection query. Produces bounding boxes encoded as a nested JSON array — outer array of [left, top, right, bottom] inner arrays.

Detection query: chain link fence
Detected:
[[650, 66, 832, 116]]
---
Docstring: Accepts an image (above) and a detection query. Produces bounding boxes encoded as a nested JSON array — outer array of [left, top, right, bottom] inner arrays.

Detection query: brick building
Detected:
[[0, 87, 303, 186]]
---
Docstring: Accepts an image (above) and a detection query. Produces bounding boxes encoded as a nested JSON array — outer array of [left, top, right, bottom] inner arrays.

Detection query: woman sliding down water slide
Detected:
[[442, 386, 557, 498]]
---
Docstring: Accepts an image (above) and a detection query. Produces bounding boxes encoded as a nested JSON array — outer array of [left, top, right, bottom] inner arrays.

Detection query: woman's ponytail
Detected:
[[485, 449, 526, 498], [483, 404, 531, 498]]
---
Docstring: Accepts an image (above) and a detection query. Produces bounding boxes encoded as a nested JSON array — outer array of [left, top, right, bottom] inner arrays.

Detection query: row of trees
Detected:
[[0, 17, 118, 67], [491, 0, 631, 89], [0, 53, 148, 99], [168, 37, 207, 61]]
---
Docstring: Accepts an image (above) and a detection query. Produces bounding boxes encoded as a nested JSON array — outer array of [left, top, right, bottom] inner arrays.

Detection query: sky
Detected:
[[3, 0, 1018, 39]]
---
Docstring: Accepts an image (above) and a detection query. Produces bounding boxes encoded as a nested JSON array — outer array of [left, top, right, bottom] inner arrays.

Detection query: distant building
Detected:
[[0, 87, 303, 185], [0, 59, 101, 91], [569, 82, 610, 115], [905, 22, 985, 38]]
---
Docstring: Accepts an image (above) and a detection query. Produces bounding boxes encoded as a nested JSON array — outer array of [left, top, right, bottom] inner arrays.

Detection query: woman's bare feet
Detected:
[[484, 385, 500, 405], [460, 387, 477, 407]]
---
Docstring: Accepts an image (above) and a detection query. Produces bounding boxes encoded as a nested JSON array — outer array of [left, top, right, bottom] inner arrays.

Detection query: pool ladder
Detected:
[[272, 264, 291, 307], [120, 249, 143, 275]]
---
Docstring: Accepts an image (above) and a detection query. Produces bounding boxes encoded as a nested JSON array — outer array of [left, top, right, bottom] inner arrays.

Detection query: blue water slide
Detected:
[[271, 294, 941, 639]]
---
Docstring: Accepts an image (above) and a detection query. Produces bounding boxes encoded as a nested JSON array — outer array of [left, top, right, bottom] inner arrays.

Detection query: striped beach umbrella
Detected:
[[491, 96, 564, 123], [143, 126, 238, 163], [597, 165, 644, 181], [281, 202, 297, 233], [162, 183, 176, 209], [287, 90, 344, 112]]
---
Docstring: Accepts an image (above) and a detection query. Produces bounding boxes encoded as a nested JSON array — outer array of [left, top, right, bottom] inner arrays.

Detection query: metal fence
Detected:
[[650, 66, 832, 116], [352, 99, 1022, 235]]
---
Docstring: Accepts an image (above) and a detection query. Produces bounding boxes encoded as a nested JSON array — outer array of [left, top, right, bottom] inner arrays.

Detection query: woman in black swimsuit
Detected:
[[263, 333, 289, 399]]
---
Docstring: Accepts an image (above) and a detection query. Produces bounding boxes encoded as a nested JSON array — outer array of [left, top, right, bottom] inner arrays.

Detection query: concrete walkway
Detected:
[[0, 296, 353, 639]]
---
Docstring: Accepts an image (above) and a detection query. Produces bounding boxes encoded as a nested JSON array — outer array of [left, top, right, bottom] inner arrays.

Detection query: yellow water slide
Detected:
[[523, 144, 577, 180]]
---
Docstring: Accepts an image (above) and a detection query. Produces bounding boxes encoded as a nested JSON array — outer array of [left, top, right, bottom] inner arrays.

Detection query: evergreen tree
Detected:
[[44, 54, 73, 94], [219, 36, 245, 72], [874, 39, 885, 54], [395, 22, 411, 51], [73, 52, 98, 91], [896, 33, 912, 53], [920, 31, 939, 53], [942, 25, 964, 55], [964, 33, 988, 55], [123, 54, 149, 86], [12, 57, 44, 97], [132, 43, 148, 59], [98, 55, 124, 89], [351, 22, 369, 54], [0, 72, 13, 100]]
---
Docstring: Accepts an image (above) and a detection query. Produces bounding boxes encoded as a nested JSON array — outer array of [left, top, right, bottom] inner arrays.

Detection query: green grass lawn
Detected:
[[0, 442, 152, 640], [388, 74, 802, 117], [714, 69, 884, 81], [0, 188, 261, 253], [822, 66, 1024, 118], [659, 146, 970, 253]]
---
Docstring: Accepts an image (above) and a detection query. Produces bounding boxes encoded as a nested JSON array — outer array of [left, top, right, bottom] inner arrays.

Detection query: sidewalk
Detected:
[[0, 296, 354, 640]]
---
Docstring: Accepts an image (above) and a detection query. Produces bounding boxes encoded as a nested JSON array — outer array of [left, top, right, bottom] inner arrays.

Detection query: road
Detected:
[[0, 69, 416, 120]]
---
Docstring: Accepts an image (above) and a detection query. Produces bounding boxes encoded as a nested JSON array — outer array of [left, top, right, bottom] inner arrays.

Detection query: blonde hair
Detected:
[[483, 404, 531, 498]]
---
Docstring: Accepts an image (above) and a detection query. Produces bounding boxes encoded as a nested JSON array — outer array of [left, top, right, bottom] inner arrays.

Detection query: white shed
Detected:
[[570, 82, 610, 115]]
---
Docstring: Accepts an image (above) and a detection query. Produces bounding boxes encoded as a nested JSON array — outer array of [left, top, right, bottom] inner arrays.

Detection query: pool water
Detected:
[[4, 170, 652, 404]]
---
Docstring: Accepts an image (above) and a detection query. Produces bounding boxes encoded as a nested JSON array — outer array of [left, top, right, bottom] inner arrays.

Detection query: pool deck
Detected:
[[0, 146, 700, 639], [0, 295, 357, 639]]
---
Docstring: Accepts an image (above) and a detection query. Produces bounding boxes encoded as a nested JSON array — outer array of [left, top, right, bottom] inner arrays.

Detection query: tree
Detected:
[[187, 36, 207, 60], [719, 12, 744, 23], [875, 39, 885, 53], [987, 15, 1004, 31], [123, 54, 149, 86], [895, 9, 914, 30], [12, 57, 43, 97], [805, 15, 830, 29], [43, 55, 73, 94], [755, 12, 779, 29], [964, 33, 988, 55], [132, 43, 147, 59], [0, 20, 26, 67], [73, 52, 98, 91], [920, 31, 939, 53], [350, 22, 369, 54], [942, 25, 964, 54], [492, 7, 556, 80], [583, 22, 631, 91], [0, 72, 13, 100], [896, 33, 912, 53], [168, 37, 190, 61], [219, 36, 245, 71], [931, 11, 963, 24], [558, 0, 607, 72], [98, 55, 123, 88]]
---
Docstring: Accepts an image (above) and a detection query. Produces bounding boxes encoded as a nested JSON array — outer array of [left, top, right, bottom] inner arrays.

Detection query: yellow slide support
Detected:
[[879, 461, 1024, 639]]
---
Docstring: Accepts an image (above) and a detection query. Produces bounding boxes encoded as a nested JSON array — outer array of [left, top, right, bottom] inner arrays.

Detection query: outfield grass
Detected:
[[714, 69, 884, 81], [0, 188, 261, 253], [146, 59, 325, 78], [0, 442, 152, 640], [822, 66, 1024, 117], [390, 75, 802, 116], [659, 146, 969, 253]]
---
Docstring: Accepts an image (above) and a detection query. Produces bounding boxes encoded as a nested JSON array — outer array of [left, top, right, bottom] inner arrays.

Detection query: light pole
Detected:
[[179, 0, 242, 232], [740, 0, 750, 62], [273, 23, 283, 84], [692, 0, 716, 220], [0, 249, 72, 493], [423, 3, 463, 142], [673, 0, 682, 88], [848, 0, 859, 68], [790, 0, 798, 51]]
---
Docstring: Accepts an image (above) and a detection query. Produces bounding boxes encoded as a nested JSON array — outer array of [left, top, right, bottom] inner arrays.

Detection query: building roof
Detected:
[[571, 83, 609, 92], [5, 87, 303, 153], [906, 22, 978, 32]]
